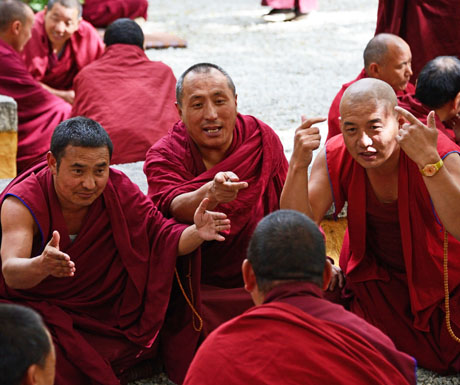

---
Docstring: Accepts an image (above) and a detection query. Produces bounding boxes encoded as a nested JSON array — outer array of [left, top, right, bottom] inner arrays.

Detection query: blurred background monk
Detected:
[[327, 33, 414, 140], [82, 0, 148, 28], [184, 210, 416, 385], [281, 78, 460, 373], [261, 0, 317, 22], [21, 0, 104, 105], [72, 18, 178, 164], [0, 0, 70, 174], [144, 62, 288, 384]]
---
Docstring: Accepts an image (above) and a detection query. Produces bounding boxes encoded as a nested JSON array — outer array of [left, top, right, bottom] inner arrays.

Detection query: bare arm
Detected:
[[39, 82, 75, 105], [1, 197, 75, 289]]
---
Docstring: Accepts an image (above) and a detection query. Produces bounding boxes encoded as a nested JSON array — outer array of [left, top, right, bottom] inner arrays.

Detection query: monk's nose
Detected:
[[203, 103, 218, 120], [54, 21, 66, 34], [406, 63, 413, 77], [82, 175, 96, 190], [358, 132, 373, 148]]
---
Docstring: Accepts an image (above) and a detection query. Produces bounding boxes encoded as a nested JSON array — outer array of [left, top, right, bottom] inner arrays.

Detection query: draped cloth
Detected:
[[327, 69, 415, 140], [21, 11, 104, 90], [0, 39, 70, 173], [261, 0, 317, 14], [326, 133, 460, 372], [72, 44, 178, 164], [184, 301, 414, 385], [375, 0, 460, 81], [83, 0, 149, 28], [0, 164, 190, 384]]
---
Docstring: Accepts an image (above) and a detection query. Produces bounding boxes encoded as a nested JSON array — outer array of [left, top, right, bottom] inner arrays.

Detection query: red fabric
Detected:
[[83, 0, 148, 28], [184, 301, 413, 385], [326, 133, 460, 372], [0, 164, 191, 384], [326, 69, 415, 140], [0, 39, 70, 173], [375, 0, 460, 81], [72, 44, 178, 164], [21, 11, 104, 90], [261, 0, 317, 13]]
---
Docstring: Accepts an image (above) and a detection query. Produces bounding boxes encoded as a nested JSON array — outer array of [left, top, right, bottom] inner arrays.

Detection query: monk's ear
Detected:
[[367, 62, 380, 78], [322, 259, 332, 291], [453, 91, 460, 112], [175, 102, 183, 119], [10, 20, 22, 36], [47, 151, 58, 175], [234, 93, 238, 109], [242, 259, 256, 293], [22, 364, 38, 385]]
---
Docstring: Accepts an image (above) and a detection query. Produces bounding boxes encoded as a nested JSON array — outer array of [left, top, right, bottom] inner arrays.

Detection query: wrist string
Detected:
[[444, 229, 460, 343]]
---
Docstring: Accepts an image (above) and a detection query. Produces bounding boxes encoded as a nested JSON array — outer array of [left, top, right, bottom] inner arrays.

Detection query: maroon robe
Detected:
[[72, 44, 178, 164], [261, 0, 317, 14], [21, 11, 104, 90], [0, 39, 70, 173], [326, 133, 460, 372], [82, 0, 148, 28], [327, 69, 415, 141], [375, 0, 460, 81], [184, 301, 413, 385], [0, 164, 192, 384]]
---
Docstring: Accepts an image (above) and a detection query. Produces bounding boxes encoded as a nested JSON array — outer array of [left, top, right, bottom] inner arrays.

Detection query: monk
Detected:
[[21, 0, 104, 105], [327, 33, 414, 140], [375, 0, 460, 81], [261, 0, 317, 22], [72, 18, 178, 164], [0, 117, 230, 385], [0, 0, 71, 174], [184, 210, 416, 385], [281, 77, 460, 373], [82, 0, 148, 28], [144, 63, 288, 382]]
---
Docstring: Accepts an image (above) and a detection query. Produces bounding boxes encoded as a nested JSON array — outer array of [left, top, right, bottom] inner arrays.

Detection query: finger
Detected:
[[196, 197, 209, 213], [299, 117, 327, 129], [328, 276, 336, 291], [224, 171, 240, 182], [301, 115, 307, 124], [209, 211, 228, 220], [214, 172, 227, 184], [213, 233, 226, 242], [338, 271, 344, 288], [394, 106, 420, 125], [47, 230, 60, 249], [222, 181, 248, 191], [427, 110, 437, 130]]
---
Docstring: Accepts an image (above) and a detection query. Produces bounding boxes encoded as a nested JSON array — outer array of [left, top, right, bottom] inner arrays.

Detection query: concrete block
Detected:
[[0, 95, 18, 178]]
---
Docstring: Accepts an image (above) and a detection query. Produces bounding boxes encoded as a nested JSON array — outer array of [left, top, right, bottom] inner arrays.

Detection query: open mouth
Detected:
[[203, 126, 222, 135]]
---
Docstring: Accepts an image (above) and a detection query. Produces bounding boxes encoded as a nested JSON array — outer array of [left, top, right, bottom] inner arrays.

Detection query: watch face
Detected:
[[424, 164, 437, 176]]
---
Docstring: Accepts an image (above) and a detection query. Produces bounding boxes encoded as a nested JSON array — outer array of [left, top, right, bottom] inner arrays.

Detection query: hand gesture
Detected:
[[327, 261, 344, 291], [291, 116, 326, 169], [194, 198, 231, 241], [395, 107, 440, 167], [207, 171, 248, 205], [39, 231, 76, 278]]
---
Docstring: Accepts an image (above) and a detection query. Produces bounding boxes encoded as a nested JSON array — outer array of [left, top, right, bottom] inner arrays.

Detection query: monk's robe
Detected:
[[0, 163, 198, 385], [184, 301, 414, 385], [144, 114, 288, 344], [261, 0, 317, 14], [21, 11, 104, 91], [83, 0, 148, 28], [398, 93, 457, 144], [0, 39, 71, 173], [326, 133, 460, 373], [375, 0, 460, 81], [72, 44, 178, 164], [326, 69, 415, 140]]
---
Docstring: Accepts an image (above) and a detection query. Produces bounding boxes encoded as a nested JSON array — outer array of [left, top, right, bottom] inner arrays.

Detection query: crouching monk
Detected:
[[281, 78, 460, 373], [0, 117, 230, 385]]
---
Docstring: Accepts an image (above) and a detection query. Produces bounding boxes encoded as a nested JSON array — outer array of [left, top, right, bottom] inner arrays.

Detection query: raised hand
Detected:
[[194, 198, 231, 242], [207, 171, 248, 205], [39, 231, 76, 278]]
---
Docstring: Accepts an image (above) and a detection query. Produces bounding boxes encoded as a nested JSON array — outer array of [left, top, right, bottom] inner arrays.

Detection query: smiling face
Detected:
[[44, 2, 80, 51], [177, 68, 238, 161]]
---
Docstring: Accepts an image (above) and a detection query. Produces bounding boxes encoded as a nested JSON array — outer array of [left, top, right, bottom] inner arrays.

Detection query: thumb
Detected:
[[48, 230, 60, 249], [428, 110, 437, 130], [197, 198, 209, 213], [301, 115, 307, 124]]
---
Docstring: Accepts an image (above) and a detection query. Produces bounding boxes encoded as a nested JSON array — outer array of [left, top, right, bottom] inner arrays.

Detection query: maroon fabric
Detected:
[[0, 39, 70, 173], [398, 93, 457, 144], [83, 0, 148, 28], [326, 133, 460, 372], [261, 0, 317, 13], [0, 164, 190, 384], [375, 0, 460, 81], [327, 69, 416, 140], [21, 11, 104, 90], [72, 44, 178, 164], [184, 301, 413, 385]]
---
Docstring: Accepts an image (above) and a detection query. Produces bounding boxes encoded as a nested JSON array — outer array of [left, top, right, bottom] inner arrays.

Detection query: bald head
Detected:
[[0, 0, 31, 31]]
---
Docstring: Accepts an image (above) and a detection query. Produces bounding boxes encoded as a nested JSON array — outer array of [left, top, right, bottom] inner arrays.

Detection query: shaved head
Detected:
[[0, 0, 31, 31], [364, 33, 409, 70]]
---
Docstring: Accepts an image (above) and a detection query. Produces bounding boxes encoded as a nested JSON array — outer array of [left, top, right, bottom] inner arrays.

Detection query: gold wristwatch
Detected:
[[420, 158, 443, 177]]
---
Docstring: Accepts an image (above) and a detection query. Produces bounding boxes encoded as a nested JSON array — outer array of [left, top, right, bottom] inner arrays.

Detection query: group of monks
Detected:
[[0, 0, 460, 384]]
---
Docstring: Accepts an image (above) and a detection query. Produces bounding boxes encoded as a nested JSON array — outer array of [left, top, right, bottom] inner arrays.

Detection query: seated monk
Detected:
[[327, 33, 414, 140], [184, 210, 416, 385], [72, 18, 178, 164], [261, 0, 317, 22], [143, 63, 288, 383], [281, 77, 460, 373], [21, 0, 104, 105], [0, 0, 70, 174], [82, 0, 148, 28], [0, 116, 230, 385]]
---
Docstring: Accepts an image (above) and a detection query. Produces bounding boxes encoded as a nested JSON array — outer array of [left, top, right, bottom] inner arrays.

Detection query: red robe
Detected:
[[375, 0, 460, 81], [261, 0, 317, 14], [72, 44, 178, 164], [326, 133, 460, 372], [0, 39, 71, 173], [82, 0, 149, 28], [184, 301, 413, 385], [326, 69, 416, 141], [21, 11, 104, 90], [0, 164, 191, 384]]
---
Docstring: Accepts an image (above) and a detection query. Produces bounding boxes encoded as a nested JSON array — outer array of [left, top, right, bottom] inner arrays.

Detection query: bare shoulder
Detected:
[[1, 195, 37, 234]]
